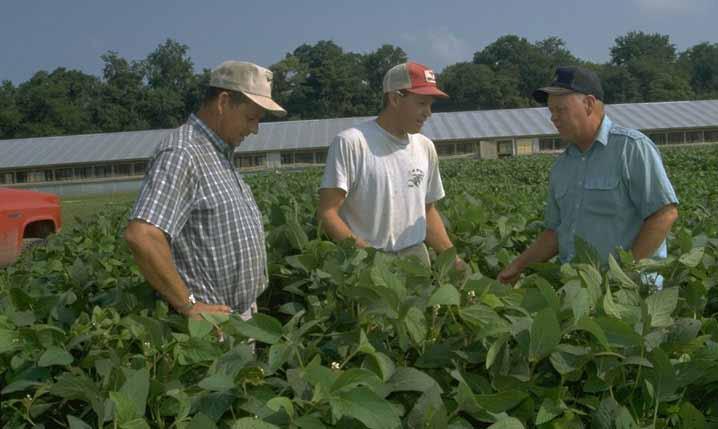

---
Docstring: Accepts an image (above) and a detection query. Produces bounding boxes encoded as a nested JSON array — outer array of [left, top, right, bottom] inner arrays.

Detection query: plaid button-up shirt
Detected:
[[131, 114, 267, 313]]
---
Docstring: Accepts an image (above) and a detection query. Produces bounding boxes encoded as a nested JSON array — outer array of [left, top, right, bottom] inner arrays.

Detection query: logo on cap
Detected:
[[424, 70, 436, 84]]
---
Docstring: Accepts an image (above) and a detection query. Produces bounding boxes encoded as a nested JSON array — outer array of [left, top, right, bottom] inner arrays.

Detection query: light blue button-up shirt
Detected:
[[544, 115, 678, 264]]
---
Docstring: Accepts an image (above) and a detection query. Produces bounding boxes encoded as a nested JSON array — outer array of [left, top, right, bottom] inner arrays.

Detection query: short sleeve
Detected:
[[624, 137, 679, 220], [425, 140, 445, 204], [130, 147, 197, 239], [320, 134, 354, 193], [543, 178, 561, 231]]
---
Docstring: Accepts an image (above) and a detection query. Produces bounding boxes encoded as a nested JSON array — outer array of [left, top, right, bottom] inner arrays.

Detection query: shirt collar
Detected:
[[188, 113, 234, 160], [566, 115, 612, 156], [595, 115, 612, 147]]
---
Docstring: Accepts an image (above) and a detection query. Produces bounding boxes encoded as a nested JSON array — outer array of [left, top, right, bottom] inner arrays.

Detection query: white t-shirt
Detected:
[[320, 120, 445, 252]]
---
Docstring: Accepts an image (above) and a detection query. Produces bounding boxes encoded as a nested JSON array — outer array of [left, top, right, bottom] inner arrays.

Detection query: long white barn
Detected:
[[1, 100, 717, 195]]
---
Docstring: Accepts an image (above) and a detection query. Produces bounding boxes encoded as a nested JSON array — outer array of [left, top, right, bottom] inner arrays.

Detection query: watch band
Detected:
[[178, 293, 197, 313]]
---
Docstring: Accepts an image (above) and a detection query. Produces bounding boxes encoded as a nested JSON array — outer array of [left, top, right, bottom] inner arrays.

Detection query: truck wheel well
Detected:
[[23, 220, 56, 239]]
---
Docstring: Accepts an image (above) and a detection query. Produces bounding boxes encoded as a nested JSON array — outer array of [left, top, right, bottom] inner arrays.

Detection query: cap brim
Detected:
[[406, 86, 449, 99], [532, 86, 574, 104], [243, 92, 287, 117]]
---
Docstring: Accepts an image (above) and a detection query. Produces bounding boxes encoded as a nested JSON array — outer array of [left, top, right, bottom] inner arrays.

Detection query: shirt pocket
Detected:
[[583, 176, 621, 216]]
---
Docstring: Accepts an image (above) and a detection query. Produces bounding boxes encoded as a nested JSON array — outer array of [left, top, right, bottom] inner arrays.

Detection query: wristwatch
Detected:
[[178, 293, 197, 314]]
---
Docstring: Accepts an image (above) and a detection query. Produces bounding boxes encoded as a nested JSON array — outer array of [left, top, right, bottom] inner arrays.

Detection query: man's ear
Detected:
[[216, 91, 231, 115], [388, 91, 402, 108], [584, 94, 596, 115]]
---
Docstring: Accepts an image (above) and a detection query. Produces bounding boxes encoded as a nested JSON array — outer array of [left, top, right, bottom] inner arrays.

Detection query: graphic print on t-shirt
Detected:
[[408, 168, 425, 188]]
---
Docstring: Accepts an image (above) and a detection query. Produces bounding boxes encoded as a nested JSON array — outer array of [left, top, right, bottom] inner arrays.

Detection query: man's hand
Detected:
[[454, 256, 468, 272], [184, 301, 232, 319], [355, 237, 369, 248], [497, 260, 524, 285], [497, 229, 559, 285]]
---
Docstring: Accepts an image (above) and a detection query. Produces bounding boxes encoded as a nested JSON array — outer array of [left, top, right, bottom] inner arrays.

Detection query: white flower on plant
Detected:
[[331, 361, 341, 370]]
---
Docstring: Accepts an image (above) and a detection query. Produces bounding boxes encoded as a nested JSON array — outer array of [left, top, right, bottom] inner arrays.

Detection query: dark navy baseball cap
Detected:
[[533, 66, 604, 104]]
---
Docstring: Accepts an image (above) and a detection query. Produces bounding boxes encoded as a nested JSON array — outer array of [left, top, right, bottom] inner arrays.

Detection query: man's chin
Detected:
[[408, 124, 423, 134]]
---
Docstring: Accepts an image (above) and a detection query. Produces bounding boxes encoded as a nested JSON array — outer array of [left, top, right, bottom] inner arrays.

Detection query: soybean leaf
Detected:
[[646, 287, 679, 328], [406, 384, 448, 429], [231, 418, 280, 429], [680, 402, 706, 429], [188, 318, 214, 339], [232, 314, 282, 344], [38, 346, 74, 367], [120, 368, 150, 417], [428, 284, 461, 307], [266, 397, 295, 418], [486, 416, 525, 429], [198, 374, 235, 392], [387, 367, 442, 393], [330, 368, 382, 394], [679, 247, 704, 268], [607, 255, 637, 289], [329, 386, 400, 429], [536, 398, 563, 426], [110, 391, 137, 424], [404, 307, 427, 345], [474, 390, 528, 413], [529, 308, 561, 362], [187, 413, 217, 429], [67, 416, 92, 429]]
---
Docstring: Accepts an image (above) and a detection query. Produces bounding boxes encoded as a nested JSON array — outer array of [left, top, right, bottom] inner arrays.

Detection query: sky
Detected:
[[1, 0, 716, 84]]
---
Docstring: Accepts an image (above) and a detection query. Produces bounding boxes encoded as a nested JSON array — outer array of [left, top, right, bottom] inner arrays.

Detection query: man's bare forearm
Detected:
[[632, 204, 678, 261], [425, 203, 454, 253], [514, 229, 559, 269], [317, 210, 367, 247], [125, 222, 192, 311]]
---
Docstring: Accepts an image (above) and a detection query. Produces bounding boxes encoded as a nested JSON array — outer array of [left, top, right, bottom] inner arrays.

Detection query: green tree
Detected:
[[363, 44, 407, 92], [139, 39, 197, 128], [14, 68, 102, 137], [97, 51, 148, 132], [679, 42, 718, 98], [473, 35, 579, 105], [610, 31, 676, 66], [0, 81, 22, 139], [607, 32, 692, 102], [271, 40, 376, 119], [436, 62, 523, 111], [599, 64, 643, 104]]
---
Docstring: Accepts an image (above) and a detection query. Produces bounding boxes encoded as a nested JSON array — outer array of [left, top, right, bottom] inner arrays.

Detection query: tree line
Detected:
[[1, 32, 717, 140]]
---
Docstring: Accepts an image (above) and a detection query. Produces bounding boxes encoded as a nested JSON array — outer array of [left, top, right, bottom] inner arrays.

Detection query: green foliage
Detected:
[[4, 32, 718, 140], [1, 146, 718, 428]]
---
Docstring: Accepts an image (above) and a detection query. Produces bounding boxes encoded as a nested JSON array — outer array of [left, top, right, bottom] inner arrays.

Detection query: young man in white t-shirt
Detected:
[[318, 62, 465, 269]]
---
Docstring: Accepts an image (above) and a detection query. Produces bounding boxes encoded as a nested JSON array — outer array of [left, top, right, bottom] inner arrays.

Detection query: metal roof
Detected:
[[1, 100, 717, 169]]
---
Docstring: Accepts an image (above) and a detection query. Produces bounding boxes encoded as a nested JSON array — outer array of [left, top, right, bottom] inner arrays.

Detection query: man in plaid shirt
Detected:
[[125, 61, 286, 319]]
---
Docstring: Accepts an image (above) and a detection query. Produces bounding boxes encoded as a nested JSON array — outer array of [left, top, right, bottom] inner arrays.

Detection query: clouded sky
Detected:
[[1, 0, 715, 84]]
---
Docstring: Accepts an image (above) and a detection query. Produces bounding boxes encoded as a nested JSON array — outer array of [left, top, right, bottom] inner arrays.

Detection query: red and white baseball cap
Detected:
[[382, 62, 449, 98]]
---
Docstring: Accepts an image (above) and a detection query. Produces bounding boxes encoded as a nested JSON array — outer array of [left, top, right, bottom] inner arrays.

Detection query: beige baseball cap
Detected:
[[210, 60, 287, 117]]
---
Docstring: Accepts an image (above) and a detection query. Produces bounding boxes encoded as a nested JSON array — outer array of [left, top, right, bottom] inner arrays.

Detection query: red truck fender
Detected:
[[0, 188, 62, 266]]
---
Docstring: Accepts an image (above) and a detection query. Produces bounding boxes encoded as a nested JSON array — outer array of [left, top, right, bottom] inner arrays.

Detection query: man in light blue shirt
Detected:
[[498, 66, 679, 284]]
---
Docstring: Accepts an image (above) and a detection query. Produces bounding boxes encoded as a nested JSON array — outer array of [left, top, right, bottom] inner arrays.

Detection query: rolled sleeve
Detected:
[[625, 138, 679, 220], [130, 148, 197, 240]]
